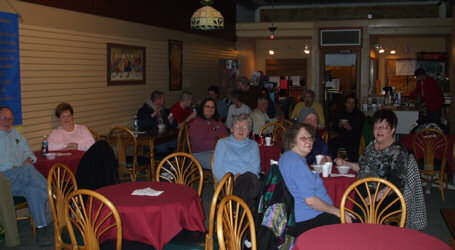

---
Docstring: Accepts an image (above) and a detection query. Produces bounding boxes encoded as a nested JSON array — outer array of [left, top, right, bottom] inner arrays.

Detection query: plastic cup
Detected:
[[324, 162, 333, 173], [315, 155, 324, 164], [265, 137, 272, 146], [322, 164, 331, 177]]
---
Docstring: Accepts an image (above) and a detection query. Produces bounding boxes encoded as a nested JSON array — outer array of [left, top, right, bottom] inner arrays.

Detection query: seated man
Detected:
[[328, 95, 365, 162], [299, 107, 332, 165], [169, 90, 196, 128], [251, 95, 278, 135], [0, 106, 50, 246], [291, 90, 325, 126], [137, 91, 177, 154], [237, 76, 263, 111]]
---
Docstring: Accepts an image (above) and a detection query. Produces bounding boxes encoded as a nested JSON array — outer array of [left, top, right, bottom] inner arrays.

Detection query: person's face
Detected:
[[202, 100, 216, 119], [373, 120, 395, 144], [0, 108, 14, 133], [237, 82, 248, 91], [59, 110, 74, 130], [292, 127, 314, 157], [231, 120, 249, 141], [303, 113, 318, 129], [345, 97, 356, 113], [303, 93, 314, 107], [182, 97, 192, 108], [258, 100, 269, 113], [208, 91, 218, 100]]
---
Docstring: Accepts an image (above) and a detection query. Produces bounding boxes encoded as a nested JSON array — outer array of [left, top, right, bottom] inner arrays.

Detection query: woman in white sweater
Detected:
[[225, 90, 251, 129]]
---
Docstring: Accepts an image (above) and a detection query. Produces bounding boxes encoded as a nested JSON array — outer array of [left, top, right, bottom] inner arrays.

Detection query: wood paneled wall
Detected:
[[2, 2, 237, 150]]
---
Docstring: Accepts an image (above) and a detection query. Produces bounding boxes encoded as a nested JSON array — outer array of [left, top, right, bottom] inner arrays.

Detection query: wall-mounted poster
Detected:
[[219, 59, 238, 94], [107, 43, 146, 85], [169, 40, 183, 91]]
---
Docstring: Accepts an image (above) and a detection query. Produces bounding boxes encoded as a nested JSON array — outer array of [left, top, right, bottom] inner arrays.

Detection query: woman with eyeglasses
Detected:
[[189, 97, 228, 170], [279, 123, 354, 236], [335, 109, 427, 230]]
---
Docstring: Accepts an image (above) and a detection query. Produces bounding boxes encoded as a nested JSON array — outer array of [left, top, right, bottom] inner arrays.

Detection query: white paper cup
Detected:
[[324, 162, 333, 173], [322, 164, 331, 177], [315, 155, 324, 164], [265, 137, 272, 146], [158, 124, 165, 131]]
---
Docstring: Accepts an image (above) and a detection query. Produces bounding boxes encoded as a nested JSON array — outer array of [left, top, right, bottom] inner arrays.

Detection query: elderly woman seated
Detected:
[[189, 97, 228, 169], [48, 102, 95, 151], [213, 113, 260, 209], [279, 123, 353, 236], [335, 109, 427, 230], [299, 107, 332, 165]]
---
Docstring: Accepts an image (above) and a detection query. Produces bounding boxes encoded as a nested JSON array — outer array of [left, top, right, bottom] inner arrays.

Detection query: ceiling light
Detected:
[[390, 48, 396, 54], [191, 0, 224, 31], [304, 45, 311, 54], [378, 47, 385, 54], [269, 26, 277, 40], [268, 49, 275, 55]]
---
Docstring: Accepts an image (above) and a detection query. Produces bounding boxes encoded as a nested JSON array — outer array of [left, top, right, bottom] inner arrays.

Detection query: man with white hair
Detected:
[[169, 90, 197, 128]]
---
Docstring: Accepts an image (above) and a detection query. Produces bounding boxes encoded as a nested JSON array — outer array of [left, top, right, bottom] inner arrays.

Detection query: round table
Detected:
[[96, 181, 206, 249], [320, 170, 357, 208], [294, 224, 450, 250], [33, 150, 85, 178], [259, 143, 281, 175]]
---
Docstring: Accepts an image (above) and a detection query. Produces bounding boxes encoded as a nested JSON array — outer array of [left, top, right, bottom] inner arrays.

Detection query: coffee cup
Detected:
[[158, 124, 165, 132], [324, 162, 333, 173], [315, 154, 324, 164], [322, 163, 331, 177], [265, 136, 272, 146]]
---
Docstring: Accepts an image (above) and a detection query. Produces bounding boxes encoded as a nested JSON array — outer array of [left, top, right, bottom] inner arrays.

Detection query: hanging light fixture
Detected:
[[304, 45, 311, 54], [390, 47, 396, 54], [191, 0, 224, 31], [269, 26, 277, 40]]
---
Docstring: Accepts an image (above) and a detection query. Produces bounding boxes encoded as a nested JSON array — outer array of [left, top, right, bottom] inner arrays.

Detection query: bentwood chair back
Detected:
[[413, 128, 448, 200], [259, 122, 285, 143], [108, 126, 150, 182], [156, 152, 204, 196], [88, 127, 100, 142], [47, 163, 78, 250], [177, 122, 192, 154], [278, 118, 293, 128], [340, 177, 407, 227], [216, 195, 257, 250], [64, 189, 122, 250]]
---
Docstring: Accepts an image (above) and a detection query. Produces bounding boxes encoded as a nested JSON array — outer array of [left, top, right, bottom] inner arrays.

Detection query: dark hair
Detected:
[[208, 86, 219, 96], [231, 90, 242, 101], [414, 67, 426, 77], [372, 109, 397, 132], [344, 94, 358, 105], [282, 122, 316, 152], [198, 97, 219, 121], [151, 91, 164, 102], [0, 106, 13, 114], [55, 102, 73, 118], [304, 89, 315, 98]]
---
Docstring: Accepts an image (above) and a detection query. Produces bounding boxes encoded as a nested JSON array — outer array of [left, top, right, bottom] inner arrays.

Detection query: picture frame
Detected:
[[107, 43, 146, 85], [169, 40, 183, 91]]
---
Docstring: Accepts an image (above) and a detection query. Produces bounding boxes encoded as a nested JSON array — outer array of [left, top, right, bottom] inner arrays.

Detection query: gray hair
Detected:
[[180, 90, 192, 101], [231, 113, 252, 132]]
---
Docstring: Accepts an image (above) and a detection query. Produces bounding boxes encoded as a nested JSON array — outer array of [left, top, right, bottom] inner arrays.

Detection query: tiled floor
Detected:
[[1, 183, 453, 249]]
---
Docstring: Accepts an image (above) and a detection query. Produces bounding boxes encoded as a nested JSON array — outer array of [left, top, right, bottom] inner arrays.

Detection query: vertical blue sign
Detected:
[[0, 12, 21, 125]]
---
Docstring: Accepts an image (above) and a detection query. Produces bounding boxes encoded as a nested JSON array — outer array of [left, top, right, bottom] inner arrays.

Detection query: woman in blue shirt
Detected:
[[279, 123, 353, 235]]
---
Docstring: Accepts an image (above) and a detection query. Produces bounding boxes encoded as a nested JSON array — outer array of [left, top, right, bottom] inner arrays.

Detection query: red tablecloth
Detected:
[[321, 170, 357, 208], [259, 144, 281, 174], [33, 150, 85, 178], [401, 134, 455, 175], [96, 181, 206, 250], [294, 223, 450, 250]]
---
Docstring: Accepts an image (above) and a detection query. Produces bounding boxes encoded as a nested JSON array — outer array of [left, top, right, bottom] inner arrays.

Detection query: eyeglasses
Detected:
[[203, 105, 215, 109], [0, 116, 13, 121], [373, 125, 391, 131], [298, 136, 314, 142], [234, 125, 249, 130]]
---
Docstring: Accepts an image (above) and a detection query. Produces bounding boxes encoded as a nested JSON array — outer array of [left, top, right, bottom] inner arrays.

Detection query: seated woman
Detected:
[[335, 109, 427, 230], [299, 107, 332, 165], [225, 90, 251, 129], [48, 102, 95, 151], [189, 98, 228, 169], [279, 123, 353, 236]]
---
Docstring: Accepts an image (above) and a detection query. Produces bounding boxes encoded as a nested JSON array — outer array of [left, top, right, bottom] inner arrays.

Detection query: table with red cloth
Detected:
[[401, 133, 455, 175], [320, 170, 357, 208], [259, 143, 281, 174], [294, 223, 450, 250], [96, 181, 206, 249], [33, 150, 85, 178]]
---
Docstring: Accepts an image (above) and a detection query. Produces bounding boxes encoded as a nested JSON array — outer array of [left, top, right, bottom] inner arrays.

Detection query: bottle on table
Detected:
[[41, 135, 48, 157]]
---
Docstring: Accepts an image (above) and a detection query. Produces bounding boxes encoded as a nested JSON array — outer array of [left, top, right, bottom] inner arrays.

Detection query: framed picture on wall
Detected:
[[169, 40, 183, 91], [107, 43, 146, 85]]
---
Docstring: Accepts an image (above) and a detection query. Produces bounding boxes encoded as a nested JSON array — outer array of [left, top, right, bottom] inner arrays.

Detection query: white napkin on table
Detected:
[[131, 187, 164, 197], [329, 173, 355, 178]]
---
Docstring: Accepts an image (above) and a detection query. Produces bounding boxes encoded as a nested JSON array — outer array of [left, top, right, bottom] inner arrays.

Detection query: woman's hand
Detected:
[[334, 158, 346, 166], [334, 209, 355, 223], [320, 155, 332, 164]]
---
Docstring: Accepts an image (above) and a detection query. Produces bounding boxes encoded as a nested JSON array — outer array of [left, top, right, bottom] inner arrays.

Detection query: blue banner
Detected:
[[0, 11, 21, 125]]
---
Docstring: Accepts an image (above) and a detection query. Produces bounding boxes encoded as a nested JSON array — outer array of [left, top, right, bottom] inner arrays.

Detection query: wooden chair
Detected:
[[47, 163, 78, 250], [88, 127, 100, 142], [259, 122, 285, 144], [340, 177, 407, 227], [164, 173, 234, 250], [108, 126, 150, 182], [64, 189, 122, 250], [278, 118, 293, 128], [177, 122, 191, 153], [13, 197, 36, 237], [156, 152, 204, 197], [413, 128, 448, 200], [216, 195, 257, 250]]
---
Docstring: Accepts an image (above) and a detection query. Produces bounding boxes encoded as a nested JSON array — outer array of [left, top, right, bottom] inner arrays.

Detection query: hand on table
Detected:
[[151, 107, 163, 118], [64, 143, 78, 151], [24, 157, 33, 165]]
